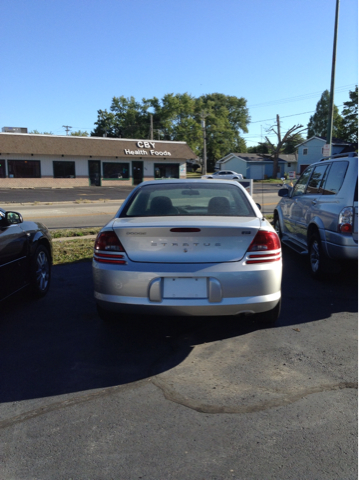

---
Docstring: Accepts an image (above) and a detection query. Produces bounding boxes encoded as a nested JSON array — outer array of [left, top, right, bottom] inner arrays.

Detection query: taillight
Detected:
[[248, 231, 281, 251], [94, 231, 127, 264], [338, 207, 353, 233], [246, 230, 281, 264], [95, 231, 125, 252]]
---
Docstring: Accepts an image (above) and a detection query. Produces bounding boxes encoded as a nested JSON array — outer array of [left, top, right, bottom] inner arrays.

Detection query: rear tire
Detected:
[[256, 299, 281, 327], [308, 232, 326, 279], [273, 215, 282, 239]]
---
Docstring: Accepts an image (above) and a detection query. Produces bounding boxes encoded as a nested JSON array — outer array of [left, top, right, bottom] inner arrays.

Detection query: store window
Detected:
[[103, 162, 130, 179], [154, 163, 179, 179], [8, 160, 41, 178], [53, 161, 76, 178]]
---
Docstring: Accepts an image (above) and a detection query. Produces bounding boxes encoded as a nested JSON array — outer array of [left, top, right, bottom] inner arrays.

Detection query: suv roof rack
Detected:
[[320, 151, 357, 161]]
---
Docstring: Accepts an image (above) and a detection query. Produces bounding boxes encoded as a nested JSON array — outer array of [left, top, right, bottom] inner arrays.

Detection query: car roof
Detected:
[[136, 179, 243, 187], [319, 152, 358, 164]]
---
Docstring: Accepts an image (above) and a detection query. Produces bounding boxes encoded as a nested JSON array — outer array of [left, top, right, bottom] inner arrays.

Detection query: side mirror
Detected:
[[256, 203, 262, 211], [6, 211, 23, 225], [278, 187, 291, 197]]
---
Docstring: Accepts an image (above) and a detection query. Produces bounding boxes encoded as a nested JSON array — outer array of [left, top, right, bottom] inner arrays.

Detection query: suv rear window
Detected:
[[322, 161, 349, 195]]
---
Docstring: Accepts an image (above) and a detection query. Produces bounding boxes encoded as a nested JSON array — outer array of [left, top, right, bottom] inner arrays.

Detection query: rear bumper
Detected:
[[93, 259, 282, 316], [95, 292, 281, 316], [325, 241, 358, 260], [323, 230, 358, 260]]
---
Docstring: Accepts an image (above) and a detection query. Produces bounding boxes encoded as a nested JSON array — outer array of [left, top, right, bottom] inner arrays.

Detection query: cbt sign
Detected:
[[124, 141, 172, 156]]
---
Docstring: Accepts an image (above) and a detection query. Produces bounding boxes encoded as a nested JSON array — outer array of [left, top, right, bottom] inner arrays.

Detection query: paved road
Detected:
[[0, 249, 357, 479], [0, 183, 282, 205], [1, 183, 282, 228], [14, 201, 122, 229]]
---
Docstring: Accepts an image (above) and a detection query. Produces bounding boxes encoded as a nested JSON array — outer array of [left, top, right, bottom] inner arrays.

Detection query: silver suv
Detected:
[[273, 153, 358, 278]]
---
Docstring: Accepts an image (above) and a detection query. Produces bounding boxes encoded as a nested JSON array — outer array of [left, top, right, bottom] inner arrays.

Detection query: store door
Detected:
[[132, 161, 143, 185], [88, 160, 101, 186], [0, 161, 5, 178]]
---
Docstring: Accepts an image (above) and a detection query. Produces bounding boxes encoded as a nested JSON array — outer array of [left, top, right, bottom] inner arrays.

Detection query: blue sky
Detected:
[[1, 0, 357, 147]]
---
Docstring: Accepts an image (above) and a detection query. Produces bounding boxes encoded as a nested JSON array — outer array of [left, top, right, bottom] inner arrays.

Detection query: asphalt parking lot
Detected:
[[0, 247, 357, 479]]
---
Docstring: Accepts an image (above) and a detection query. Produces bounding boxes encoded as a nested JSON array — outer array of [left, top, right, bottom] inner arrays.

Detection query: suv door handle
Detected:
[[312, 200, 317, 205]]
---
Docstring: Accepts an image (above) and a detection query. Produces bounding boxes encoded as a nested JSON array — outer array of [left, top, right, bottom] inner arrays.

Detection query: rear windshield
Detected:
[[121, 183, 255, 217]]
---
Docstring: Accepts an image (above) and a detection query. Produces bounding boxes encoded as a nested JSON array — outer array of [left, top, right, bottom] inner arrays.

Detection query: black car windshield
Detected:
[[122, 183, 255, 217]]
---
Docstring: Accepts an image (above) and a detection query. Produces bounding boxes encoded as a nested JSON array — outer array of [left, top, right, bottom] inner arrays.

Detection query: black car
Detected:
[[0, 208, 52, 302]]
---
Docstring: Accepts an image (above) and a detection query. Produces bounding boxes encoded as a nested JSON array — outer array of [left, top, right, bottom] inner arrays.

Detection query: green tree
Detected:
[[340, 86, 358, 143], [91, 96, 151, 138], [247, 144, 269, 154], [193, 93, 249, 170], [91, 93, 250, 171], [70, 130, 89, 136], [29, 129, 53, 135], [307, 90, 343, 139], [282, 132, 306, 153]]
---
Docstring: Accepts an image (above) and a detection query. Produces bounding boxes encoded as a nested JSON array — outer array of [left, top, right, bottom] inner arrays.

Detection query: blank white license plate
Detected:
[[163, 277, 207, 299]]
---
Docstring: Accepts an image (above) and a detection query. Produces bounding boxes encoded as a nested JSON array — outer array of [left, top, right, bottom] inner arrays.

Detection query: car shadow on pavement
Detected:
[[0, 249, 357, 403]]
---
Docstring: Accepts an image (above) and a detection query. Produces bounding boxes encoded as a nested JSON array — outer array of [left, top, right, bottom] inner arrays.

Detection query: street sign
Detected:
[[323, 144, 331, 156]]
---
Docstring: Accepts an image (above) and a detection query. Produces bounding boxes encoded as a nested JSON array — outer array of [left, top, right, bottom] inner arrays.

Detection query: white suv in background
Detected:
[[273, 153, 358, 278]]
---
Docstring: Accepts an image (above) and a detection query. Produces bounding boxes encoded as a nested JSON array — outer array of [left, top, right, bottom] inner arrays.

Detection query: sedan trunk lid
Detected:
[[112, 217, 262, 263]]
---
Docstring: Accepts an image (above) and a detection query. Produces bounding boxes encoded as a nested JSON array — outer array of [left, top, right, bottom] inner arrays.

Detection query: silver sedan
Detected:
[[93, 180, 282, 324]]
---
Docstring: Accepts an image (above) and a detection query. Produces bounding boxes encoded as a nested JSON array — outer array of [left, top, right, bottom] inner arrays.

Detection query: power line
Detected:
[[248, 84, 355, 109]]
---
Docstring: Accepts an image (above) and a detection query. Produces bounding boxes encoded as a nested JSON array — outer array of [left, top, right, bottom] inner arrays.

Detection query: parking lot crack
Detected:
[[151, 377, 358, 414], [0, 381, 146, 430]]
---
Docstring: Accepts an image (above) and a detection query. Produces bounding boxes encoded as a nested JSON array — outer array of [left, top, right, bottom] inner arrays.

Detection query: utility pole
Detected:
[[150, 114, 153, 140], [62, 125, 72, 135], [326, 0, 340, 156], [200, 111, 209, 175], [202, 119, 207, 175], [276, 114, 281, 144]]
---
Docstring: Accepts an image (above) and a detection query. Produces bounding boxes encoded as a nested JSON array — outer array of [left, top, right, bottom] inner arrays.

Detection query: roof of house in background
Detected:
[[224, 153, 296, 163], [295, 136, 357, 149]]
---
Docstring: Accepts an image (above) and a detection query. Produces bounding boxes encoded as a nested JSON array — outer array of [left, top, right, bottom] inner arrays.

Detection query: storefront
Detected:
[[0, 133, 197, 188]]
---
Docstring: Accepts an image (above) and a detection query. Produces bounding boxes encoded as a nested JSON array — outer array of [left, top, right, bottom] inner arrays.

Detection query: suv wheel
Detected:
[[309, 232, 326, 279], [273, 216, 282, 239]]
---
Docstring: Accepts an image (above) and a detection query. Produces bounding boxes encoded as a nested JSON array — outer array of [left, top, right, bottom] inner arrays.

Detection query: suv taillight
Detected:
[[338, 207, 354, 233], [94, 231, 127, 264], [246, 230, 281, 264]]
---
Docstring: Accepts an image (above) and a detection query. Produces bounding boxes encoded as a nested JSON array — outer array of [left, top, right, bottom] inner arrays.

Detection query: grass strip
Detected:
[[51, 227, 101, 239], [52, 238, 95, 265]]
